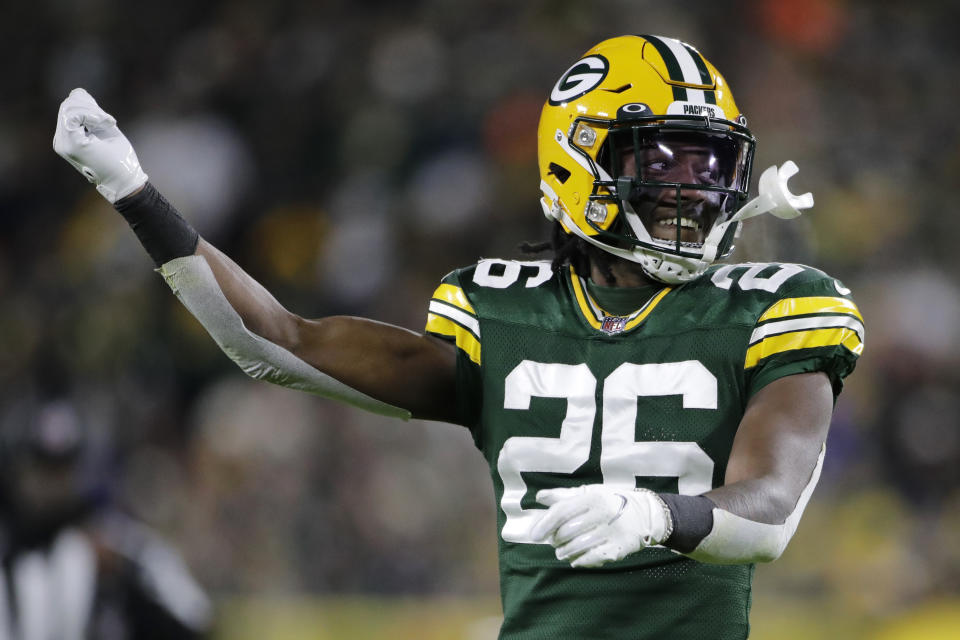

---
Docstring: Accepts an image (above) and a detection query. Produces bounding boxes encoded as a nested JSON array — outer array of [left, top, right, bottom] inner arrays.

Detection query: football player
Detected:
[[54, 35, 862, 640]]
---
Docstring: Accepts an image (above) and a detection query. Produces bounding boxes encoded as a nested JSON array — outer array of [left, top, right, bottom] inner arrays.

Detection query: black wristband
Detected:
[[659, 493, 716, 553], [113, 182, 199, 267]]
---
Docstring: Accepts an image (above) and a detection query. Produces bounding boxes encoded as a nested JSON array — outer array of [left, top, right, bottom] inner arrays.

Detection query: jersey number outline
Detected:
[[497, 360, 716, 544]]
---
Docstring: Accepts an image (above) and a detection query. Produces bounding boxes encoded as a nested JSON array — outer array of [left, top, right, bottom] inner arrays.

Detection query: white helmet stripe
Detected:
[[655, 37, 707, 86]]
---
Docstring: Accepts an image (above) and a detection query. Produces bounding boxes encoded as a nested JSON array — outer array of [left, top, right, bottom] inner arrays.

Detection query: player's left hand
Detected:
[[531, 485, 673, 568]]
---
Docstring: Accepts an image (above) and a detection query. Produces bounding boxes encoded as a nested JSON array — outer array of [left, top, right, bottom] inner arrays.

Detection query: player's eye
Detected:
[[645, 160, 669, 173]]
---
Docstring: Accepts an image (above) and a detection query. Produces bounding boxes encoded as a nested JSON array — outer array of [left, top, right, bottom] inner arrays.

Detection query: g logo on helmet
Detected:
[[549, 55, 609, 106]]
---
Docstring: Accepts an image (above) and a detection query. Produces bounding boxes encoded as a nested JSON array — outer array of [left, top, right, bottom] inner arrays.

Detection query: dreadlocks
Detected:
[[519, 222, 619, 286]]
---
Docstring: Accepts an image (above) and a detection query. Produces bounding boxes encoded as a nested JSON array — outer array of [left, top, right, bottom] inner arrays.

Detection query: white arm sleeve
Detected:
[[686, 444, 825, 564], [158, 255, 411, 420]]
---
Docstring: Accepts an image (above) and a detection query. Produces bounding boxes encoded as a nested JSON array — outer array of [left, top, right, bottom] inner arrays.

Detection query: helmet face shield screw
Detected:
[[586, 201, 607, 223], [575, 123, 597, 147]]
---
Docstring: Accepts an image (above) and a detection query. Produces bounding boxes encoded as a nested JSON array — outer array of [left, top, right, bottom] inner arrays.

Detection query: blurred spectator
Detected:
[[0, 397, 212, 639]]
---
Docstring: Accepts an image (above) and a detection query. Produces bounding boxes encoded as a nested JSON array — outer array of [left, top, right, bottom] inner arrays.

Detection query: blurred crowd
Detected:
[[2, 0, 959, 636]]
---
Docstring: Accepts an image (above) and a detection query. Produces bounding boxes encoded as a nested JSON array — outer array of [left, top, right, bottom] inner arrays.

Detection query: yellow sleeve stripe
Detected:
[[745, 326, 864, 369], [426, 313, 481, 365], [429, 300, 480, 338], [759, 296, 863, 323], [431, 284, 476, 316]]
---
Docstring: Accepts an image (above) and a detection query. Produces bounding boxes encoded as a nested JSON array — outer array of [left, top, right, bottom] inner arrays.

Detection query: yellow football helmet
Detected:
[[538, 35, 756, 283]]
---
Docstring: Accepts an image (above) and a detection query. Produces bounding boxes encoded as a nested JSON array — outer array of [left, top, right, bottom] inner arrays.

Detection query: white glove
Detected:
[[531, 485, 673, 568], [53, 88, 148, 203]]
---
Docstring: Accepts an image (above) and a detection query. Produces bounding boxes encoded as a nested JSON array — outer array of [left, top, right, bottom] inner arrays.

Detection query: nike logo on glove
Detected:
[[607, 494, 628, 525]]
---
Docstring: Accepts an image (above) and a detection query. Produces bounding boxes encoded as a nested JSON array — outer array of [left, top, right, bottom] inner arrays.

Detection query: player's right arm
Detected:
[[53, 89, 458, 424], [195, 240, 458, 421]]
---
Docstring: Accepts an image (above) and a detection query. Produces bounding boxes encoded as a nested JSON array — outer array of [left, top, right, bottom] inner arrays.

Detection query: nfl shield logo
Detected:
[[601, 316, 628, 334]]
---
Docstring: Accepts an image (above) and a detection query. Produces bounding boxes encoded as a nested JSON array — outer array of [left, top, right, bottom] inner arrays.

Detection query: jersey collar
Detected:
[[568, 266, 672, 335]]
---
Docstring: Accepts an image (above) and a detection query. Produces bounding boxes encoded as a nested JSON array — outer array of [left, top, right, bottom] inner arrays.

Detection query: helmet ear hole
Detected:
[[548, 162, 572, 184]]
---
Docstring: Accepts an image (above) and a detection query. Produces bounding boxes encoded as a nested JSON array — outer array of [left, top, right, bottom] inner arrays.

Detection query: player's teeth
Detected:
[[660, 218, 700, 230]]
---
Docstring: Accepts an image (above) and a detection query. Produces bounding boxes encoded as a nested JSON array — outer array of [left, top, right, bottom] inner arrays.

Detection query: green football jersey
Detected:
[[424, 259, 863, 640]]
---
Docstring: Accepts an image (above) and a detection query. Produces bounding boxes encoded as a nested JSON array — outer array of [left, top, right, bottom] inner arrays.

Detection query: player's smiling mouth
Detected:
[[650, 213, 705, 243], [656, 216, 701, 231]]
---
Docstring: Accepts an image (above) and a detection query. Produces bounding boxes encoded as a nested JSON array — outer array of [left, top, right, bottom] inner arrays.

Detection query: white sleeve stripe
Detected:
[[749, 315, 865, 345], [429, 300, 481, 338], [429, 296, 476, 319]]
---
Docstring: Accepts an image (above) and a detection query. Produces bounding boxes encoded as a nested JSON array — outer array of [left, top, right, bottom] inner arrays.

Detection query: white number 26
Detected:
[[497, 360, 716, 544]]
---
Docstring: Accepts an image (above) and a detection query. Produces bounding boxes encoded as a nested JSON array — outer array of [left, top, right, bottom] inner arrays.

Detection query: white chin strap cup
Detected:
[[731, 160, 814, 222]]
